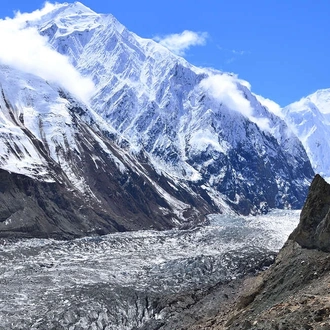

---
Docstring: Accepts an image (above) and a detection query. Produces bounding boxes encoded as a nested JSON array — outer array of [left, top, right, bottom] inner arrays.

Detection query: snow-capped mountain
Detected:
[[36, 2, 313, 212], [0, 2, 315, 238], [283, 89, 330, 182]]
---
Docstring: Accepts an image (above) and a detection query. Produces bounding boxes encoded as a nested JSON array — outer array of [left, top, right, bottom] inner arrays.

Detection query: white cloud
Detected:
[[0, 2, 95, 104], [217, 46, 249, 56], [200, 74, 271, 131], [232, 49, 248, 56], [217, 46, 250, 65], [154, 30, 208, 56], [255, 94, 283, 118], [12, 2, 59, 23], [200, 74, 253, 117], [237, 78, 251, 91]]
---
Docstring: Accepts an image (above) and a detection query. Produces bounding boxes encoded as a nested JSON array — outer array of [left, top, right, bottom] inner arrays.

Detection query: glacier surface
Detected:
[[0, 210, 299, 329]]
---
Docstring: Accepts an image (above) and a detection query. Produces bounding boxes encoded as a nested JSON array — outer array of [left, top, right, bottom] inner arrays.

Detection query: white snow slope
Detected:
[[283, 89, 330, 182]]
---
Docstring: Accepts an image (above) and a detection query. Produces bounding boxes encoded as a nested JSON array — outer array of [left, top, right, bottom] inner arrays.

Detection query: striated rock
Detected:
[[290, 174, 330, 251]]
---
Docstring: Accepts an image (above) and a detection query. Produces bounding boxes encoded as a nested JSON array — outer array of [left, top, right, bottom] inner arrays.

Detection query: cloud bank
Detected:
[[154, 30, 208, 56], [200, 74, 271, 131], [0, 2, 95, 104]]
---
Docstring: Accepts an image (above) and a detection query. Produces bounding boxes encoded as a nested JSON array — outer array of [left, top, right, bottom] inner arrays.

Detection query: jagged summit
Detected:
[[29, 2, 102, 34], [22, 2, 97, 31], [59, 1, 96, 14], [27, 2, 127, 46], [41, 2, 97, 19]]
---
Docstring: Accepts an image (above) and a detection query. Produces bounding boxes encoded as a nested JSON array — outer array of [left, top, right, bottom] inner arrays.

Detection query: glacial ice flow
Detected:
[[0, 210, 299, 329]]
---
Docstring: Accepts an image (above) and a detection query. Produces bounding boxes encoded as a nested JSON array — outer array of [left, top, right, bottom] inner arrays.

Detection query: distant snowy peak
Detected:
[[283, 89, 330, 181], [306, 89, 330, 115], [283, 89, 330, 115]]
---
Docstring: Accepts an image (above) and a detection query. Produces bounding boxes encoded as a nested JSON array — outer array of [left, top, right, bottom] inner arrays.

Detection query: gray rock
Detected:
[[290, 174, 330, 251]]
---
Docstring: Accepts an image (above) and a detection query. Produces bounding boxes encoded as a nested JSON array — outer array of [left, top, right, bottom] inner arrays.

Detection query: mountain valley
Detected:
[[1, 2, 330, 329]]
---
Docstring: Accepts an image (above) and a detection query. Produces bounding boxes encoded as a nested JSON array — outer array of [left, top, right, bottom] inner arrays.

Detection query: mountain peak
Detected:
[[0, 1, 315, 219], [57, 2, 96, 15], [307, 88, 330, 114], [26, 1, 97, 28]]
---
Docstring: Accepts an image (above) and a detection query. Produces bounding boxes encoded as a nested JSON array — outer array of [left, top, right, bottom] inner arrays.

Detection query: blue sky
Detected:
[[1, 0, 330, 106]]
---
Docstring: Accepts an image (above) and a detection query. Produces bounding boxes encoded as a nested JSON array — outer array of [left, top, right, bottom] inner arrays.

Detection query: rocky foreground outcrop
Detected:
[[191, 175, 330, 329], [291, 174, 330, 252]]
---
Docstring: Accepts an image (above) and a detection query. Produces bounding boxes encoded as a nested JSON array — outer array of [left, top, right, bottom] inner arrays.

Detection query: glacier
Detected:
[[0, 210, 299, 329]]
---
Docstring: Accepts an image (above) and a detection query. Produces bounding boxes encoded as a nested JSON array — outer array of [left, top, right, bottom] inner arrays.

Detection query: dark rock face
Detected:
[[188, 133, 313, 215], [0, 152, 215, 239], [290, 174, 330, 251], [0, 162, 214, 239], [0, 169, 127, 239]]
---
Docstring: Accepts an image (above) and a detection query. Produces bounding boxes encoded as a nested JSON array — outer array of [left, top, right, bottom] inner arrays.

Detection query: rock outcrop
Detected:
[[290, 174, 330, 251]]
